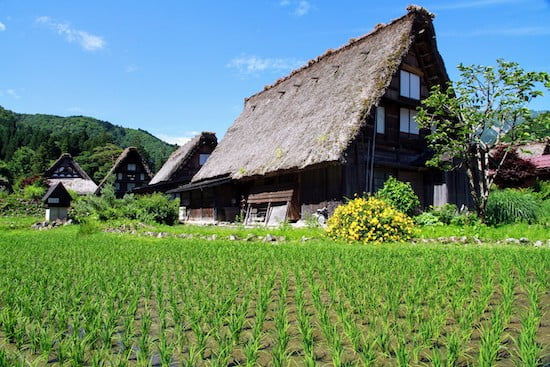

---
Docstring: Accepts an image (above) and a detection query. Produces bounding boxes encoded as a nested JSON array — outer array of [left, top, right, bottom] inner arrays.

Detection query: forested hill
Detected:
[[0, 106, 176, 183]]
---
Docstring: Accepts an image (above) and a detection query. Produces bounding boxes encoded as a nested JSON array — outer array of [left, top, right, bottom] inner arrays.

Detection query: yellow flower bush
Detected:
[[326, 196, 415, 243]]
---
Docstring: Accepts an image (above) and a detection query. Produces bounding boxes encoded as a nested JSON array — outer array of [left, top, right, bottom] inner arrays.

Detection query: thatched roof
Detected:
[[149, 132, 217, 185], [193, 6, 441, 183], [44, 153, 97, 195], [95, 147, 153, 193]]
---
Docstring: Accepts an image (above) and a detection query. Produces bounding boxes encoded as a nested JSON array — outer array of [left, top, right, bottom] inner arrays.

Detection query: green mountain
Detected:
[[0, 106, 176, 183]]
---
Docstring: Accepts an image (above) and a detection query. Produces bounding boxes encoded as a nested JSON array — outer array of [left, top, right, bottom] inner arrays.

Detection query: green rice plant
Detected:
[[158, 331, 174, 367], [486, 188, 541, 225], [244, 334, 261, 367], [512, 311, 542, 367], [394, 337, 410, 367]]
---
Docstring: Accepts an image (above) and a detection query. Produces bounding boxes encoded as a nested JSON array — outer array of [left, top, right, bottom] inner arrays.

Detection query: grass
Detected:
[[0, 225, 548, 366], [417, 222, 549, 241]]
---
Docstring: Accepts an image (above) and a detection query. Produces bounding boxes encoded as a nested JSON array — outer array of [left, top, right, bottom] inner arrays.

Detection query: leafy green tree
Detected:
[[8, 147, 36, 179], [416, 59, 550, 220], [77, 144, 123, 183]]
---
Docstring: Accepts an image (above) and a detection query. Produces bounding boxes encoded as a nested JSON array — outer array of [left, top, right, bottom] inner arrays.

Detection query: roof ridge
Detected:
[[245, 6, 432, 102]]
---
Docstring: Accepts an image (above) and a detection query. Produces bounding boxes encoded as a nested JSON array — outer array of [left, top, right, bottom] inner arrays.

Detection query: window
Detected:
[[199, 154, 210, 166], [127, 163, 136, 171], [117, 173, 123, 180], [400, 108, 419, 135], [127, 183, 136, 192], [140, 173, 145, 181], [376, 106, 385, 134], [47, 198, 60, 204], [400, 70, 420, 100], [115, 182, 120, 190]]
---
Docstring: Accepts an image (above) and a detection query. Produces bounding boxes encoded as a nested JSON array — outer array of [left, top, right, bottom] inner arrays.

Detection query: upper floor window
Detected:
[[117, 173, 123, 180], [199, 154, 210, 166], [400, 108, 419, 135], [376, 106, 385, 134], [127, 163, 136, 171], [400, 70, 420, 100]]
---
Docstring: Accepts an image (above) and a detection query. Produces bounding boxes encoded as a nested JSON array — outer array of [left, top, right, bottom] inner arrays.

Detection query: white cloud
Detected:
[[0, 88, 21, 99], [227, 55, 305, 75], [0, 22, 6, 32], [125, 64, 139, 73], [278, 0, 312, 16], [36, 16, 105, 51], [156, 131, 201, 146], [294, 1, 311, 16], [442, 26, 550, 37]]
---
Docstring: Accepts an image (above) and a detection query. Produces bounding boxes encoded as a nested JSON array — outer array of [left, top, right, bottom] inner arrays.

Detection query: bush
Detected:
[[414, 212, 442, 226], [485, 188, 541, 226], [0, 191, 44, 217], [22, 184, 46, 200], [376, 176, 420, 217], [70, 190, 179, 225], [327, 196, 415, 243], [430, 203, 458, 225]]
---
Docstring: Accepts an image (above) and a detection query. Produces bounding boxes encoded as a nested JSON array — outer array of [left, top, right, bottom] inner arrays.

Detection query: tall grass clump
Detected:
[[485, 188, 541, 226], [327, 196, 415, 243]]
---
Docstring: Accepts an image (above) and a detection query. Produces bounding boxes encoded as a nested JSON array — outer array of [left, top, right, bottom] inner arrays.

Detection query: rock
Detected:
[[278, 236, 286, 242], [301, 236, 310, 243], [245, 234, 255, 241], [519, 237, 530, 243], [265, 234, 276, 242], [459, 236, 467, 243], [534, 240, 543, 247], [177, 234, 187, 238], [505, 238, 520, 244], [228, 235, 238, 241]]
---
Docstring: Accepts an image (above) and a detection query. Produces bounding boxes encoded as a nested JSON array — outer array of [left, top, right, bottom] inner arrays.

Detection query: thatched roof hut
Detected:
[[44, 153, 97, 195], [95, 147, 153, 196], [192, 5, 445, 183], [133, 132, 217, 194]]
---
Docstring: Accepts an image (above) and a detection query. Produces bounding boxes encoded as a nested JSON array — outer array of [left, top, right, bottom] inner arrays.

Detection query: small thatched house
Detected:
[[95, 147, 153, 197], [133, 132, 217, 194], [44, 153, 98, 195], [170, 6, 470, 224]]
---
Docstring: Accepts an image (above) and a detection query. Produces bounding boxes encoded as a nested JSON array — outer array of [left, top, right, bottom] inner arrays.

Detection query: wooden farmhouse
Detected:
[[134, 132, 217, 194], [95, 147, 153, 197], [169, 6, 470, 224], [43, 153, 98, 195]]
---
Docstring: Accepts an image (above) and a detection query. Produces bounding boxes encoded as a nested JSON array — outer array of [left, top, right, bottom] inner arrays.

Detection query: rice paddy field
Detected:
[[0, 227, 549, 366]]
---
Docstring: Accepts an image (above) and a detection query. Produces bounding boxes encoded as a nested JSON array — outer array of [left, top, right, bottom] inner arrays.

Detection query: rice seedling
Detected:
[[0, 229, 548, 366]]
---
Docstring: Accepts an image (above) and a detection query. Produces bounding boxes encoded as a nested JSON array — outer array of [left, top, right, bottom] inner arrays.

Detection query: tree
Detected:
[[416, 59, 550, 220]]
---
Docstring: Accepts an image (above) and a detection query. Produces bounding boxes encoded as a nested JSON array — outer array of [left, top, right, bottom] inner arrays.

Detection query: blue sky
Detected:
[[1, 0, 549, 145]]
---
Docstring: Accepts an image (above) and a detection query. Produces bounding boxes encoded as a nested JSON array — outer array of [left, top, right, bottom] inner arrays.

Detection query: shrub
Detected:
[[376, 176, 420, 217], [132, 193, 179, 225], [22, 184, 46, 200], [414, 212, 442, 226], [485, 188, 541, 226], [327, 196, 415, 243], [70, 191, 179, 225], [430, 203, 458, 225]]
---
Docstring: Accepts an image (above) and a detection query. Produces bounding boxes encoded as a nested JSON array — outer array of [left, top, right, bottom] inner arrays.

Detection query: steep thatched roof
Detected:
[[149, 132, 217, 185], [44, 153, 98, 195], [44, 153, 93, 181], [95, 147, 153, 193], [193, 6, 441, 182]]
